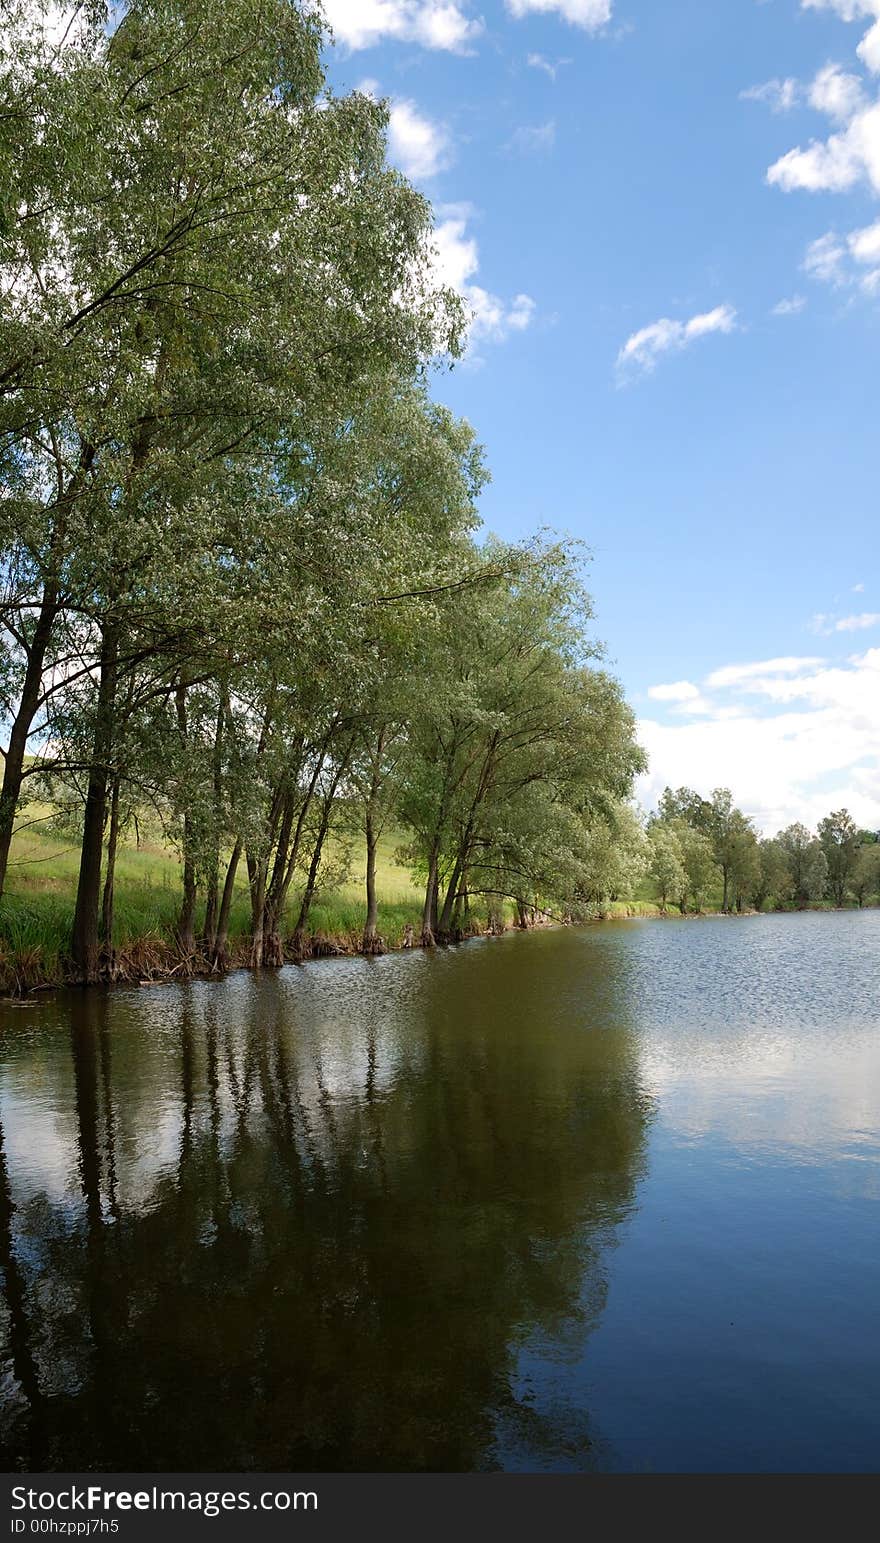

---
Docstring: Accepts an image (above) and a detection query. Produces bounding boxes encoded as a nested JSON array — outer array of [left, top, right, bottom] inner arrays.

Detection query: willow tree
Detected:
[[396, 540, 645, 940], [0, 0, 461, 977]]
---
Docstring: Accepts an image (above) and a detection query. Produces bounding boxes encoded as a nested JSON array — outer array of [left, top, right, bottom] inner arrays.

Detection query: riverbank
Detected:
[[0, 903, 520, 997], [4, 886, 874, 998], [5, 806, 878, 997]]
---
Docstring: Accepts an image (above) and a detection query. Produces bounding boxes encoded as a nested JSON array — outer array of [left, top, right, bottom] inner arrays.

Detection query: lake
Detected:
[[1, 911, 878, 1473]]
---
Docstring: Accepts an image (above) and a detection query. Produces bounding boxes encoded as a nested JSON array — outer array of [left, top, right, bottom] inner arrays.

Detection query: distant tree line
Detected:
[[0, 0, 645, 982], [647, 789, 880, 915]]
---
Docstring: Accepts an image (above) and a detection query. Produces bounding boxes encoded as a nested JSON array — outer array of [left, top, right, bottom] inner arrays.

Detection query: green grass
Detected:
[[0, 810, 428, 990]]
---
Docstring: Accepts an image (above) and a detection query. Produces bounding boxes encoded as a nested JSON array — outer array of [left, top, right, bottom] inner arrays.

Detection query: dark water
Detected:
[[1, 912, 878, 1473]]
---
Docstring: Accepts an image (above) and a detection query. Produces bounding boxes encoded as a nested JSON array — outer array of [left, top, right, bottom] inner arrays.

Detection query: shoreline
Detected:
[[2, 898, 877, 1003]]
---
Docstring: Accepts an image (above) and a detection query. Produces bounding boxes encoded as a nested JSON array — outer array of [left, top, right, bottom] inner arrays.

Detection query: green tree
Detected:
[[849, 842, 880, 908], [648, 824, 687, 914], [0, 0, 462, 975], [777, 823, 828, 910], [728, 821, 760, 912], [750, 838, 789, 912], [677, 824, 717, 914], [817, 808, 860, 908]]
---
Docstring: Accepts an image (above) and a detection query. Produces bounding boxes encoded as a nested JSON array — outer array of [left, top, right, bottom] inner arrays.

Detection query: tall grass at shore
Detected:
[[0, 816, 428, 993]]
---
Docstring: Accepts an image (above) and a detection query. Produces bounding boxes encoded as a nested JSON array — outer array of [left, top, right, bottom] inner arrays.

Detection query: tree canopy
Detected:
[[0, 1, 648, 981]]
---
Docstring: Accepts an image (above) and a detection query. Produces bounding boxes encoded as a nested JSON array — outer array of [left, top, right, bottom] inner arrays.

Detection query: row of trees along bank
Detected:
[[647, 790, 880, 914], [0, 0, 646, 984]]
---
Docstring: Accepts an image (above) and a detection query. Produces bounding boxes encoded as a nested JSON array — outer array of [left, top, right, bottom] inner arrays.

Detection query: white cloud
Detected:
[[853, 581, 866, 591], [858, 18, 880, 70], [432, 207, 536, 350], [799, 0, 880, 72], [848, 214, 880, 257], [506, 0, 612, 30], [639, 647, 880, 833], [772, 294, 807, 314], [389, 99, 453, 178], [801, 1, 880, 17], [357, 82, 452, 179], [812, 610, 880, 633], [767, 102, 880, 193], [808, 62, 866, 120], [740, 78, 800, 113], [766, 10, 880, 198], [647, 680, 702, 703], [804, 229, 848, 280], [617, 304, 737, 377], [741, 65, 863, 122], [837, 611, 880, 629], [803, 216, 880, 289], [322, 0, 482, 53], [705, 656, 826, 688]]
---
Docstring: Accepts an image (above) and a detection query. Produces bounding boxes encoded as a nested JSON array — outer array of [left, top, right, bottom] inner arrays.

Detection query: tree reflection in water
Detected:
[[0, 934, 650, 1472]]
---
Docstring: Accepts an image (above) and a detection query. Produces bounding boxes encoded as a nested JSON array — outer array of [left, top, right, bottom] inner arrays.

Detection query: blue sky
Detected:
[[321, 1, 880, 832]]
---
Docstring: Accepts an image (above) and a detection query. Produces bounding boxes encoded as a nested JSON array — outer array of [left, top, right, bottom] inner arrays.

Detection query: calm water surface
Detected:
[[1, 912, 878, 1472]]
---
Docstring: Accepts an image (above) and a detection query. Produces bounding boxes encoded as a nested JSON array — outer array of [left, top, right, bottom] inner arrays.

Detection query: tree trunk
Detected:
[[421, 851, 439, 946], [292, 746, 353, 950], [248, 850, 267, 968], [437, 851, 464, 940], [178, 845, 197, 958], [212, 837, 242, 969], [0, 587, 58, 898], [71, 623, 118, 983], [263, 742, 330, 965], [175, 680, 197, 959], [362, 810, 380, 952], [202, 692, 227, 952], [100, 777, 121, 972], [203, 867, 219, 955]]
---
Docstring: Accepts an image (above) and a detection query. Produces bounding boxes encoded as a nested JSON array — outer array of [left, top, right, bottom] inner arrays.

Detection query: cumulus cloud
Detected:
[[859, 17, 880, 70], [772, 294, 807, 314], [322, 0, 482, 53], [766, 11, 880, 202], [639, 648, 880, 832], [777, 21, 880, 293], [767, 101, 880, 193], [389, 99, 453, 178], [616, 304, 737, 377], [432, 206, 536, 351], [357, 82, 453, 179], [808, 62, 866, 120], [740, 77, 800, 113], [506, 0, 612, 30]]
